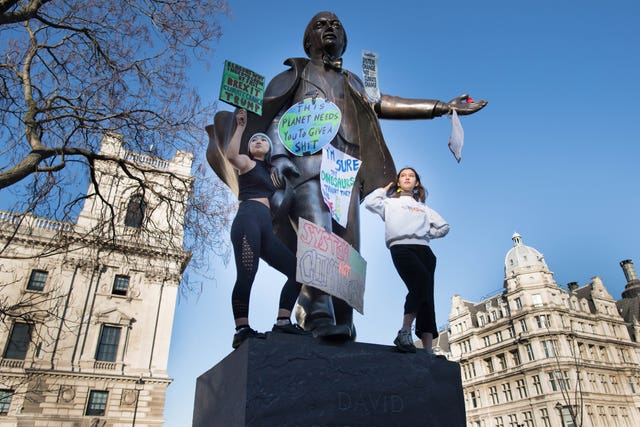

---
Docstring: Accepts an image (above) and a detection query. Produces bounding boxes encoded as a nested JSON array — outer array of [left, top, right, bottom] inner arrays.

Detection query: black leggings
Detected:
[[390, 244, 438, 338], [230, 200, 301, 320]]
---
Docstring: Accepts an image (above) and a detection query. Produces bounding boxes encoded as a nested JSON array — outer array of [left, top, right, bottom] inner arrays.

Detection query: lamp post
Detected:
[[555, 402, 565, 427], [132, 377, 145, 427]]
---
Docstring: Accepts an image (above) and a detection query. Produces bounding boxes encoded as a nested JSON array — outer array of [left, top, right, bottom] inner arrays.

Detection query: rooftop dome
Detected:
[[504, 232, 548, 274]]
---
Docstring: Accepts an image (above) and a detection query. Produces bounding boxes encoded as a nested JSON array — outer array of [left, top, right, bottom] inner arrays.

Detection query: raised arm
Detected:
[[364, 182, 394, 219], [375, 93, 487, 120], [224, 109, 254, 174]]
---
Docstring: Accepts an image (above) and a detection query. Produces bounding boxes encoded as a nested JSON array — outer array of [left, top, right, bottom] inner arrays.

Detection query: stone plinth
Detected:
[[193, 333, 465, 427]]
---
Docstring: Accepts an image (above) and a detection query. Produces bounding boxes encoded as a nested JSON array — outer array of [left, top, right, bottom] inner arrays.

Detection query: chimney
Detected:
[[621, 260, 639, 282], [620, 259, 640, 299], [567, 282, 579, 292]]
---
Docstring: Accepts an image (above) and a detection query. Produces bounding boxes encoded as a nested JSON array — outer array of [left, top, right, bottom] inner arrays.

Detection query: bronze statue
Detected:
[[207, 11, 487, 340]]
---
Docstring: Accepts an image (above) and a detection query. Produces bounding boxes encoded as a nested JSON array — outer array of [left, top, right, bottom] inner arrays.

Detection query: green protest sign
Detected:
[[219, 60, 264, 115]]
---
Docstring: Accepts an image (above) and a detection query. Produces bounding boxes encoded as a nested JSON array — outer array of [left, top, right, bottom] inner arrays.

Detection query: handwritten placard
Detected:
[[320, 145, 361, 228], [296, 218, 366, 314], [219, 60, 264, 115], [278, 97, 341, 156], [362, 51, 381, 103]]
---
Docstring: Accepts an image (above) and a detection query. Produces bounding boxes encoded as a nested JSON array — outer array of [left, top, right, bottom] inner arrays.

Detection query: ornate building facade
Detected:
[[438, 233, 640, 427], [0, 136, 192, 426]]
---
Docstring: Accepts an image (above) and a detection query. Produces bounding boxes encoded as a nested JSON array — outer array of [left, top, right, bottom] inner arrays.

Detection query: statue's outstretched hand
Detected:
[[447, 94, 488, 116], [271, 157, 301, 189]]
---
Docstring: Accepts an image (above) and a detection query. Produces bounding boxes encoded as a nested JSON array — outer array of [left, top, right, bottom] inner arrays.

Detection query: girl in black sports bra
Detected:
[[225, 109, 309, 349]]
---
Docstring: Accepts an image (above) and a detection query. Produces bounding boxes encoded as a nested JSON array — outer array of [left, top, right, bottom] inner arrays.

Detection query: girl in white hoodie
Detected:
[[364, 167, 449, 354]]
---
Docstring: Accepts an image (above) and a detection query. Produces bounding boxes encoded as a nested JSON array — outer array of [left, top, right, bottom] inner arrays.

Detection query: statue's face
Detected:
[[306, 12, 345, 58]]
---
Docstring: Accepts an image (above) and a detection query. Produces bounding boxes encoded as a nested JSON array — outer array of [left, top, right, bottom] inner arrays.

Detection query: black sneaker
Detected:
[[393, 329, 417, 353], [272, 323, 312, 335], [232, 327, 265, 349]]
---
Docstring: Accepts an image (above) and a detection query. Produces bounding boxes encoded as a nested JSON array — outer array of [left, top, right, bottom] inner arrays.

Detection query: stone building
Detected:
[[438, 233, 640, 427], [0, 136, 192, 426]]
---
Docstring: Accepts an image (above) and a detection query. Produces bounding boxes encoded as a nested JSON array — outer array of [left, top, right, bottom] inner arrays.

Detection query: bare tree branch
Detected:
[[1, 1, 233, 281]]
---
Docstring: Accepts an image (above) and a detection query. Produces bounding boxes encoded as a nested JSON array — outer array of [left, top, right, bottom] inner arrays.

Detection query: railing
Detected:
[[34, 217, 74, 232], [0, 210, 21, 224], [0, 210, 74, 233], [94, 361, 117, 370], [125, 152, 169, 169], [0, 358, 25, 368]]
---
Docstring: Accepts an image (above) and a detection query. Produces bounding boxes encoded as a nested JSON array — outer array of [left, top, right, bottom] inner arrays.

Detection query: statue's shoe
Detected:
[[312, 323, 353, 340]]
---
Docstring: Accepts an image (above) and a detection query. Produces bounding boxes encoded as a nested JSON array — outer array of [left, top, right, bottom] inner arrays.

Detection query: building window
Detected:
[[598, 346, 609, 362], [542, 339, 557, 358], [532, 294, 543, 306], [469, 390, 479, 408], [462, 362, 477, 380], [516, 378, 528, 398], [562, 406, 577, 427], [510, 349, 521, 366], [525, 343, 535, 361], [502, 382, 513, 401], [496, 331, 503, 343], [124, 194, 145, 228], [540, 408, 551, 427], [111, 275, 130, 296], [85, 390, 108, 416], [95, 325, 121, 362], [588, 373, 597, 390], [0, 390, 13, 415], [548, 372, 558, 391], [507, 413, 518, 427], [549, 371, 571, 391], [483, 336, 491, 347], [577, 342, 586, 359], [561, 371, 571, 390], [620, 348, 629, 363], [620, 407, 629, 426], [610, 376, 618, 393], [26, 269, 48, 291], [494, 416, 504, 427], [514, 298, 522, 309], [489, 386, 499, 404], [3, 323, 32, 360], [519, 318, 528, 332], [597, 406, 606, 425], [532, 375, 543, 395], [497, 353, 507, 371], [627, 376, 636, 393], [522, 411, 534, 427], [485, 357, 494, 374], [535, 314, 550, 329]]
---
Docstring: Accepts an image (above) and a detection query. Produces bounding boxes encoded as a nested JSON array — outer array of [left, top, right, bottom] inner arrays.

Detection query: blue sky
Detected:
[[164, 0, 640, 424]]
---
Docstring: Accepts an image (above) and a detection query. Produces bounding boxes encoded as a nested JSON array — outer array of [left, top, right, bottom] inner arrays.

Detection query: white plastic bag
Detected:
[[448, 109, 464, 163]]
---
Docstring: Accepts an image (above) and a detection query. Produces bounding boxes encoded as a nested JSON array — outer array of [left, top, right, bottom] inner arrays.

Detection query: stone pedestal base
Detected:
[[193, 333, 465, 426]]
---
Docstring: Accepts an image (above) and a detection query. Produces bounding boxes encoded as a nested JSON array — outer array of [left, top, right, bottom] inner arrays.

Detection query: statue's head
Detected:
[[303, 11, 347, 59]]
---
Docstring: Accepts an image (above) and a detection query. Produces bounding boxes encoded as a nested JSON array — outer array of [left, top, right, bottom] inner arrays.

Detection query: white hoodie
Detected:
[[364, 188, 450, 248]]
